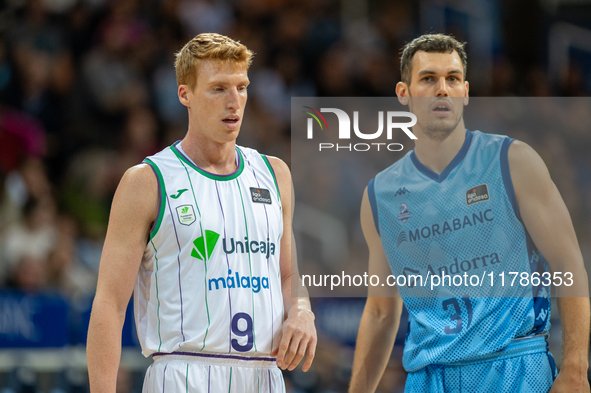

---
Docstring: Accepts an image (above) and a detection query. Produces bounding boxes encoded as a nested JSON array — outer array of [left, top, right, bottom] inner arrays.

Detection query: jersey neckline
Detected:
[[410, 129, 473, 183], [170, 141, 245, 181]]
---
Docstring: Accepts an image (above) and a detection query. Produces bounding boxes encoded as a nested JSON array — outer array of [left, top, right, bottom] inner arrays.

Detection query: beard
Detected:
[[409, 97, 464, 142], [417, 115, 462, 141]]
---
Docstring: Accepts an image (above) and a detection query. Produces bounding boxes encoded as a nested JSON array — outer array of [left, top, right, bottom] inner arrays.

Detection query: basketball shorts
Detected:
[[404, 339, 557, 392], [142, 352, 285, 393]]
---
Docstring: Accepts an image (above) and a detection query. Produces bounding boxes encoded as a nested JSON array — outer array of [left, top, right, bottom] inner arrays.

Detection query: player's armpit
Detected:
[[508, 141, 588, 298]]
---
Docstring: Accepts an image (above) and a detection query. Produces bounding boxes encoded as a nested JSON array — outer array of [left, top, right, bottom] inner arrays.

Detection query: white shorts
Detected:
[[142, 352, 285, 393]]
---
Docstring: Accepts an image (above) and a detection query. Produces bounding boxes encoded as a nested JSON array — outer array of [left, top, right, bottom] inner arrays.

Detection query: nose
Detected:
[[226, 88, 241, 110], [435, 77, 449, 97]]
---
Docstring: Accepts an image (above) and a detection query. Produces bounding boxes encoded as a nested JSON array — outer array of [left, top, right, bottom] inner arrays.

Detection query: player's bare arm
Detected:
[[266, 156, 317, 372], [87, 164, 158, 393], [509, 141, 590, 392], [349, 188, 404, 393]]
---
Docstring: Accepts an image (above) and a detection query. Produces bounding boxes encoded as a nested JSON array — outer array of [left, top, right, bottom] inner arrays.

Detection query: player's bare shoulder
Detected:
[[265, 156, 292, 197], [118, 163, 158, 201], [121, 163, 158, 188], [507, 140, 553, 201], [507, 140, 545, 170], [109, 163, 159, 235], [265, 156, 291, 178]]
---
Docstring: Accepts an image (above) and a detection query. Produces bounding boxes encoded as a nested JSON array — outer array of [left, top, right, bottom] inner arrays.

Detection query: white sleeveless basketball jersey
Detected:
[[135, 141, 284, 358]]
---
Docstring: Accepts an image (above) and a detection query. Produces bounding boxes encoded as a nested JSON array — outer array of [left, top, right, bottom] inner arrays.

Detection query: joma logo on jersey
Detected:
[[170, 189, 188, 199], [395, 187, 411, 196]]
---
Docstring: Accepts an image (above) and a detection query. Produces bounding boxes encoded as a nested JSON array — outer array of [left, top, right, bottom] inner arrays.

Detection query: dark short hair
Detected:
[[400, 34, 467, 85]]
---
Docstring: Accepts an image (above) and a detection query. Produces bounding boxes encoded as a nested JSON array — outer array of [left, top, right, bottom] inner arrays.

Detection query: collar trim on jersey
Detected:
[[170, 141, 245, 181], [410, 129, 473, 183]]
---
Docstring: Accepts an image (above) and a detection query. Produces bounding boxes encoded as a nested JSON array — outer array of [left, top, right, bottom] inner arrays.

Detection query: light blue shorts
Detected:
[[405, 342, 557, 392]]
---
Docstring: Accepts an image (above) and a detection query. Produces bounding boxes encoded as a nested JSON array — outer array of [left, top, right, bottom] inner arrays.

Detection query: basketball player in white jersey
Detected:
[[87, 33, 317, 392]]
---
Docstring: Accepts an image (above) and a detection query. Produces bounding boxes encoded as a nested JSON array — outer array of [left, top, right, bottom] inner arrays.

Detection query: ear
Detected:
[[463, 80, 469, 106], [178, 85, 190, 107], [396, 81, 409, 105]]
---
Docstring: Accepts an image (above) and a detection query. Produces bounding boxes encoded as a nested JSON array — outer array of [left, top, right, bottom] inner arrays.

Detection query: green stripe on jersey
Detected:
[[143, 158, 167, 240], [170, 142, 244, 181], [150, 240, 163, 351], [228, 367, 233, 392], [185, 364, 189, 393], [261, 155, 281, 204], [257, 371, 260, 393]]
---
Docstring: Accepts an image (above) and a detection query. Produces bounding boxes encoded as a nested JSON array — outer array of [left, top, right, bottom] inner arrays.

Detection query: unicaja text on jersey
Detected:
[[222, 237, 276, 259]]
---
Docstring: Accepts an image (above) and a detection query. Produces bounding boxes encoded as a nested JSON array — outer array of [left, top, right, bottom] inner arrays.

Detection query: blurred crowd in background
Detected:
[[0, 0, 590, 392]]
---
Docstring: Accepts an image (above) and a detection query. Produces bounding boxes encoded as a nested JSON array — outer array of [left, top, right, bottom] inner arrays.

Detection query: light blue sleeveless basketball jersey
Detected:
[[368, 130, 552, 372]]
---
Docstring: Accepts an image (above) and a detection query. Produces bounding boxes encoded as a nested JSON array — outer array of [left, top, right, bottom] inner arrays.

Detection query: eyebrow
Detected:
[[206, 79, 250, 86], [418, 69, 463, 77]]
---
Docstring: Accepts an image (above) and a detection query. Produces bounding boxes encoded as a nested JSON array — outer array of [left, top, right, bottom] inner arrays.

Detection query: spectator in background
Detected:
[[1, 196, 56, 288], [10, 255, 48, 292], [47, 214, 97, 299], [115, 106, 160, 176], [81, 12, 148, 127]]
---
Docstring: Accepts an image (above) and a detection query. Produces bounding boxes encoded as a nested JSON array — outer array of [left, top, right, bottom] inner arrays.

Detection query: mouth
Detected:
[[222, 115, 240, 124], [432, 101, 451, 112]]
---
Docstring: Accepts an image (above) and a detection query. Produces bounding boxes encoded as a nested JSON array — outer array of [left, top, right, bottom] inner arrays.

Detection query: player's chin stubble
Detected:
[[410, 104, 463, 142], [422, 117, 461, 142]]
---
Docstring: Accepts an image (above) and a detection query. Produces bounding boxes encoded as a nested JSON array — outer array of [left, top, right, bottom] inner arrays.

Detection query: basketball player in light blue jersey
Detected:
[[349, 34, 589, 392], [87, 33, 316, 392]]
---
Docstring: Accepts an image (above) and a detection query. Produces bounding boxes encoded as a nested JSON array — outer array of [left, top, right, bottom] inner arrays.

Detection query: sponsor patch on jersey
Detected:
[[466, 184, 490, 206], [398, 203, 411, 223], [250, 188, 272, 204], [176, 205, 196, 226]]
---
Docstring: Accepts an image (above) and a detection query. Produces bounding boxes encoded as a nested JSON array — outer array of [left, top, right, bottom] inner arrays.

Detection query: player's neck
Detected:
[[180, 133, 238, 175], [412, 123, 467, 175]]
